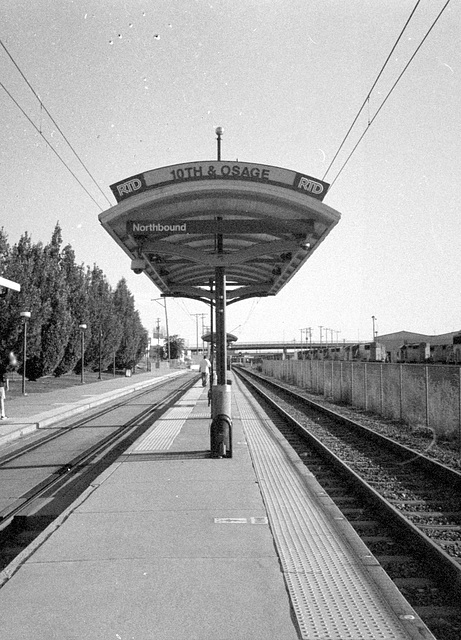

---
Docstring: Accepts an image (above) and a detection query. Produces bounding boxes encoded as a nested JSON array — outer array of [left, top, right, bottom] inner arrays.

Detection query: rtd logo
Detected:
[[117, 178, 143, 197], [297, 177, 324, 195]]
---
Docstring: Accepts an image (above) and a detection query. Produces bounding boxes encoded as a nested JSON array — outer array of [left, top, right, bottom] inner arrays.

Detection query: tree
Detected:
[[163, 335, 185, 359], [54, 244, 89, 376], [84, 265, 123, 372], [0, 224, 148, 379], [0, 232, 44, 372], [113, 278, 148, 369], [31, 224, 73, 377]]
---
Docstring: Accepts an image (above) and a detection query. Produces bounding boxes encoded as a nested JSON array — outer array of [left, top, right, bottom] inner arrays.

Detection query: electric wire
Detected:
[[322, 0, 422, 181], [1, 81, 104, 211], [328, 0, 452, 190], [1, 39, 112, 208]]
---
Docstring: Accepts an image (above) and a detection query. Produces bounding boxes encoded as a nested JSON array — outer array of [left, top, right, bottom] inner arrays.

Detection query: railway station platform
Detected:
[[0, 368, 189, 447], [0, 374, 433, 640]]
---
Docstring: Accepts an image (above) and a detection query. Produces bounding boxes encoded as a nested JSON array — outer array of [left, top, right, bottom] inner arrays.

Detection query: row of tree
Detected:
[[0, 223, 148, 380]]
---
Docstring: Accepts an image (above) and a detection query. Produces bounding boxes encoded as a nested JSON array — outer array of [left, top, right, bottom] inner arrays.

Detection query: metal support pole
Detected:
[[164, 299, 170, 361], [22, 320, 27, 395], [201, 313, 206, 355], [425, 365, 430, 427], [372, 315, 377, 341], [216, 126, 223, 161], [209, 278, 214, 401], [215, 266, 226, 386], [98, 329, 102, 380], [80, 331, 85, 384], [210, 224, 232, 457], [191, 313, 201, 357], [364, 362, 368, 411], [156, 317, 161, 368]]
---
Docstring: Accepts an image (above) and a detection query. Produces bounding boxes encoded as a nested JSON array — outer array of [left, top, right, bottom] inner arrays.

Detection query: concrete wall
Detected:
[[262, 359, 461, 441]]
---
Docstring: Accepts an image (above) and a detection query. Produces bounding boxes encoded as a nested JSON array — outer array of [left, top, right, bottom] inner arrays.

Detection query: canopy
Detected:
[[99, 160, 341, 304]]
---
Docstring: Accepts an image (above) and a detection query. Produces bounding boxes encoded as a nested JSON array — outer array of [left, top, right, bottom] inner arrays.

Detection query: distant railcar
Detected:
[[398, 342, 430, 363]]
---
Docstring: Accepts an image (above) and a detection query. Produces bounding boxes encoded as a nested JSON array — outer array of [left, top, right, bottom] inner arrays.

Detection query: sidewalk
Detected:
[[0, 382, 301, 640], [0, 377, 429, 640], [0, 368, 191, 447]]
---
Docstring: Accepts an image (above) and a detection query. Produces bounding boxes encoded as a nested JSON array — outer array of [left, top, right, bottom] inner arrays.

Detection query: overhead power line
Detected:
[[1, 80, 104, 211], [328, 0, 452, 190], [322, 0, 422, 182], [0, 38, 112, 208]]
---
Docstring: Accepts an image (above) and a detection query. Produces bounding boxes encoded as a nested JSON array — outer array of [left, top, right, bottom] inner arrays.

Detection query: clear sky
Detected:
[[1, 0, 460, 347]]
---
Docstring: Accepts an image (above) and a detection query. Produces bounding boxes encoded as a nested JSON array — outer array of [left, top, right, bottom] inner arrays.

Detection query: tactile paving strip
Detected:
[[129, 384, 205, 452], [134, 419, 185, 450], [233, 379, 412, 640]]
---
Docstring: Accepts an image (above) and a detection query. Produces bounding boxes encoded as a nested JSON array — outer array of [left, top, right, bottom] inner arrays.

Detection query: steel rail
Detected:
[[236, 367, 461, 484], [235, 367, 461, 597], [0, 375, 193, 468], [0, 374, 199, 526]]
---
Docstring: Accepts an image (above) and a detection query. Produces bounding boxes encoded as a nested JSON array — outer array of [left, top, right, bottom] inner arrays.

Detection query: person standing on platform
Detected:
[[0, 351, 18, 420], [199, 354, 211, 387]]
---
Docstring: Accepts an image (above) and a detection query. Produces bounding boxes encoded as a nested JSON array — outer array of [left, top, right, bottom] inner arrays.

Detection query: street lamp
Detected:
[[19, 311, 31, 395], [372, 315, 377, 341], [98, 329, 103, 380], [78, 323, 87, 384]]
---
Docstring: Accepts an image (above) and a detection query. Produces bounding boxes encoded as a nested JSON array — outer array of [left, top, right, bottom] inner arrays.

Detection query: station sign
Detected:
[[111, 161, 329, 204], [127, 218, 314, 237]]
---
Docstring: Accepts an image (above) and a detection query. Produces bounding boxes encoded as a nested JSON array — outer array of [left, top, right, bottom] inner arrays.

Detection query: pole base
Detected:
[[210, 414, 232, 458]]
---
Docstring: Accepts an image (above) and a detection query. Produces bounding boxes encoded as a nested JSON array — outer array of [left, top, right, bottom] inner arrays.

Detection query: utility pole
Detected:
[[156, 317, 161, 367], [300, 327, 311, 360], [200, 313, 206, 354], [152, 298, 170, 360], [372, 315, 377, 341], [318, 325, 323, 344], [191, 313, 202, 357]]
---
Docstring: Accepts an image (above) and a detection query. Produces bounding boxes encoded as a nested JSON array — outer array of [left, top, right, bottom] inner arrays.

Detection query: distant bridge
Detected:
[[228, 341, 361, 352], [190, 340, 364, 354]]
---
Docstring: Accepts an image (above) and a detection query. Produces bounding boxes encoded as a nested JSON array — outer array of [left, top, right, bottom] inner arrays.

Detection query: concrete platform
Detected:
[[0, 377, 435, 640], [0, 368, 189, 447]]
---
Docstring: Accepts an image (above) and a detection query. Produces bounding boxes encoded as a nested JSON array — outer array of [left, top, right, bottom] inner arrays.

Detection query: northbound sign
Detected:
[[127, 218, 315, 236], [111, 161, 329, 204]]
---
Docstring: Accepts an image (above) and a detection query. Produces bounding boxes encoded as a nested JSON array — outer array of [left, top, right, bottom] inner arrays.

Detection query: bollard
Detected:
[[210, 383, 232, 458]]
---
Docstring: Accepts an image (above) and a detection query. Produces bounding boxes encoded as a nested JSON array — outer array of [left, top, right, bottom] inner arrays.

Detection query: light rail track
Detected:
[[0, 373, 198, 569], [235, 367, 461, 640]]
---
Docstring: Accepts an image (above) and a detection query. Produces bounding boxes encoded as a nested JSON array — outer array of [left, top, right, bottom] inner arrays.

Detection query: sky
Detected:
[[1, 0, 460, 348]]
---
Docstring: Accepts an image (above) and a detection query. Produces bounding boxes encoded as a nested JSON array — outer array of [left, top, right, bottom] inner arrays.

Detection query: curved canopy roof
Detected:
[[99, 160, 341, 305]]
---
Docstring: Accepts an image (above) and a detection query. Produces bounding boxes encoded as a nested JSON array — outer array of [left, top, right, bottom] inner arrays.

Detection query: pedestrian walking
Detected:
[[199, 355, 211, 387], [0, 351, 18, 420]]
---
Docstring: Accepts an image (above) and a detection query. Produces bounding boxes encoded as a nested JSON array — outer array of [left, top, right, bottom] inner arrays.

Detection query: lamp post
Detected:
[[98, 329, 102, 380], [19, 311, 31, 395], [78, 324, 87, 384]]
